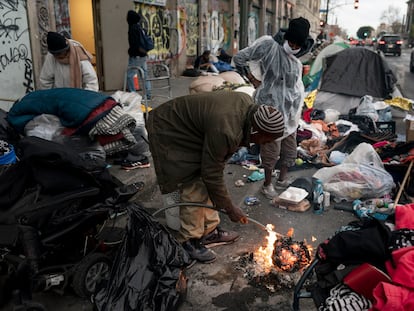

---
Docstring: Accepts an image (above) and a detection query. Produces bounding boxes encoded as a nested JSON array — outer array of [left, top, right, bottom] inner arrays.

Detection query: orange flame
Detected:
[[254, 226, 313, 273], [253, 224, 276, 274]]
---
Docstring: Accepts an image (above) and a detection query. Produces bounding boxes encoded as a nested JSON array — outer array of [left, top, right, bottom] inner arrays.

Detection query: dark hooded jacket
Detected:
[[127, 10, 146, 57]]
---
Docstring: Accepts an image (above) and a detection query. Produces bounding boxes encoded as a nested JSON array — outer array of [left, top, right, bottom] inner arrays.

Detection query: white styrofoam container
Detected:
[[278, 186, 308, 204]]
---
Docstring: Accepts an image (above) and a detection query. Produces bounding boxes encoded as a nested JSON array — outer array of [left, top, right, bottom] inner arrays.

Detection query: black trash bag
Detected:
[[94, 203, 191, 311]]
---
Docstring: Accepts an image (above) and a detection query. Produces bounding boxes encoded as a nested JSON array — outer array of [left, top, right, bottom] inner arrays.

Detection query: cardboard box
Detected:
[[406, 119, 414, 142]]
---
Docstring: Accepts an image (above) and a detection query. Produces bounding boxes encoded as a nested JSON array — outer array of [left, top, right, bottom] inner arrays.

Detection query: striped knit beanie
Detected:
[[253, 105, 284, 134]]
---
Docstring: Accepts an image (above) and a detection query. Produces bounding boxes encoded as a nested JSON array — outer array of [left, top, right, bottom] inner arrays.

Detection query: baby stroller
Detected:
[[292, 218, 392, 310], [0, 137, 143, 310]]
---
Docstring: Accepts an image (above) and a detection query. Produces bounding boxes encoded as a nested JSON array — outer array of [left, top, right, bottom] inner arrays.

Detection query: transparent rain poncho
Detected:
[[233, 35, 305, 138]]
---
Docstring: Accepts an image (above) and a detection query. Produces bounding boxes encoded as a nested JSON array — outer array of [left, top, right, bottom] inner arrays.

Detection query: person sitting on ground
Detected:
[[217, 48, 233, 64], [146, 91, 285, 263], [194, 50, 220, 74], [40, 31, 99, 91]]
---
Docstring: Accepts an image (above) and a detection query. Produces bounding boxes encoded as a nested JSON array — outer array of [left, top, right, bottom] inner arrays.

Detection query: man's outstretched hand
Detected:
[[227, 205, 248, 224]]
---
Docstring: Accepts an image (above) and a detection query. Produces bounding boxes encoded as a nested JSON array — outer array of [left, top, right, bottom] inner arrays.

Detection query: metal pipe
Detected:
[[151, 203, 284, 237]]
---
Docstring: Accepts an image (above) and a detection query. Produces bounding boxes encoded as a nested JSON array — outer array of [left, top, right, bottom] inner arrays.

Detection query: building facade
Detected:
[[0, 0, 321, 110]]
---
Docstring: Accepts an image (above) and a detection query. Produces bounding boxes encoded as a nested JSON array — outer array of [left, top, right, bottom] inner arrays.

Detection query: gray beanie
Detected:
[[253, 105, 284, 134]]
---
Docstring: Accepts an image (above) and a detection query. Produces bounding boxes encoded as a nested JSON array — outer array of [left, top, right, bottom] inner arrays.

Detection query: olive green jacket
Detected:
[[146, 91, 257, 212]]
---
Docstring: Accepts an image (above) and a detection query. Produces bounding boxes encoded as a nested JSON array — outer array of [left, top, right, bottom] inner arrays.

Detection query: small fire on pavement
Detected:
[[234, 225, 313, 292]]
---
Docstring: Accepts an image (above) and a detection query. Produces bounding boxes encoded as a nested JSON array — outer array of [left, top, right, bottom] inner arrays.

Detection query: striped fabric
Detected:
[[320, 284, 371, 311], [89, 105, 137, 155]]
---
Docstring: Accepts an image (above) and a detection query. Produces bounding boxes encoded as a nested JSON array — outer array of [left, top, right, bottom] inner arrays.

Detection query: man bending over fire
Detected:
[[146, 91, 285, 263]]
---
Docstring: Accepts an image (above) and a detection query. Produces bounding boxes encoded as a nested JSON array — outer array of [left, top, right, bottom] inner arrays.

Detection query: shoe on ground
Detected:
[[275, 179, 291, 189], [261, 183, 278, 199], [121, 156, 150, 170], [271, 169, 280, 178], [201, 227, 240, 248], [182, 239, 216, 263]]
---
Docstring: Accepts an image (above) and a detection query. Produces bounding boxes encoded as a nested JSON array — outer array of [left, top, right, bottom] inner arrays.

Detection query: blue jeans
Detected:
[[127, 56, 152, 98]]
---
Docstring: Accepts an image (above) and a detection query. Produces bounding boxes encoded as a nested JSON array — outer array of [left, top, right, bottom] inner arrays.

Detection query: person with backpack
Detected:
[[126, 10, 153, 100], [233, 17, 314, 199]]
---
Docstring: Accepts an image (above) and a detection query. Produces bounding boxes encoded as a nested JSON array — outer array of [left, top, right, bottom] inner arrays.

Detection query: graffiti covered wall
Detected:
[[134, 3, 181, 60], [0, 0, 34, 110], [184, 2, 197, 57], [54, 0, 70, 37]]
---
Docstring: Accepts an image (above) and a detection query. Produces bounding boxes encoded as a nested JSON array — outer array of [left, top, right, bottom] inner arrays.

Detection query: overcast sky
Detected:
[[325, 0, 407, 37]]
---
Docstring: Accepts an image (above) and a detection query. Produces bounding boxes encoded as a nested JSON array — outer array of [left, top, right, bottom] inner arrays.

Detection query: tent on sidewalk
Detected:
[[303, 41, 349, 91], [312, 47, 398, 114]]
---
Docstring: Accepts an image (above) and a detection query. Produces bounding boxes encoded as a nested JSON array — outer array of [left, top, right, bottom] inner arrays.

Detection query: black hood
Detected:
[[273, 29, 314, 58], [127, 10, 141, 25]]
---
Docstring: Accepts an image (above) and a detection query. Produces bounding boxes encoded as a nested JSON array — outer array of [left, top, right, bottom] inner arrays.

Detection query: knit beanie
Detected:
[[47, 32, 69, 54], [284, 17, 310, 47], [253, 105, 284, 135]]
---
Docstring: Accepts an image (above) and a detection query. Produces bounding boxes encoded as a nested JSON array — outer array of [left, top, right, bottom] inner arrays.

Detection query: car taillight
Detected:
[[396, 40, 402, 44], [378, 40, 385, 44]]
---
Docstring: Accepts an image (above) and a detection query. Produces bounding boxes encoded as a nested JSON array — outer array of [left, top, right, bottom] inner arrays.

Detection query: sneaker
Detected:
[[271, 169, 280, 178], [201, 227, 240, 248], [182, 239, 216, 263], [261, 184, 278, 199], [121, 157, 150, 170], [275, 179, 291, 189]]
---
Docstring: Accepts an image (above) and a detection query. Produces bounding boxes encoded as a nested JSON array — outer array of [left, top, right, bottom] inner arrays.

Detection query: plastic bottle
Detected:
[[313, 178, 324, 214]]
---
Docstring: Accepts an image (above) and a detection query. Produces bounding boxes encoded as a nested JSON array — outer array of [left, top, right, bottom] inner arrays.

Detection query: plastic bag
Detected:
[[24, 114, 64, 140], [111, 91, 145, 127], [313, 143, 394, 201], [94, 203, 191, 311], [356, 95, 379, 122]]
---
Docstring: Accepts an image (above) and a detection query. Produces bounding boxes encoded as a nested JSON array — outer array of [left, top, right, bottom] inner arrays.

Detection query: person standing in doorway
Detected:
[[233, 17, 314, 199], [126, 10, 152, 100], [39, 31, 99, 91]]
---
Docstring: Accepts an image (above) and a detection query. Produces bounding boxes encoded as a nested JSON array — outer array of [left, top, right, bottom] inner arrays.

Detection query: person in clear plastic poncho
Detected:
[[233, 17, 314, 199]]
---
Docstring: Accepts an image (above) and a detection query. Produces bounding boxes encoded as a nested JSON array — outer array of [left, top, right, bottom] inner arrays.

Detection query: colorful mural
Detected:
[[54, 0, 71, 38], [134, 3, 186, 60], [0, 0, 34, 107], [248, 10, 259, 46], [199, 10, 232, 57], [184, 3, 198, 57]]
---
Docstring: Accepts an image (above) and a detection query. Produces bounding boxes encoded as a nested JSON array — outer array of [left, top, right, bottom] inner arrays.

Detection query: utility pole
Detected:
[[325, 0, 330, 24], [240, 0, 249, 49]]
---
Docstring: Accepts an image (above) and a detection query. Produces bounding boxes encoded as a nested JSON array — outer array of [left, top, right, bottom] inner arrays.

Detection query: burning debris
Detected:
[[234, 226, 313, 292], [272, 235, 312, 272]]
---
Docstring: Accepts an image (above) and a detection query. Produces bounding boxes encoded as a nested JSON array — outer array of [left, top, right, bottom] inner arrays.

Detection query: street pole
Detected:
[[240, 0, 248, 49], [325, 0, 330, 24]]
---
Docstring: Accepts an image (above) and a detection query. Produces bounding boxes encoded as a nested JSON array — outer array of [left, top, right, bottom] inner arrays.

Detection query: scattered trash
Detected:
[[247, 171, 265, 182], [235, 179, 245, 187], [243, 164, 260, 171], [244, 196, 260, 206]]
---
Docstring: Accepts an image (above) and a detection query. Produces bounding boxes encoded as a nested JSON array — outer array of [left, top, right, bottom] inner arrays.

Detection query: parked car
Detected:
[[376, 34, 402, 56], [410, 49, 414, 73]]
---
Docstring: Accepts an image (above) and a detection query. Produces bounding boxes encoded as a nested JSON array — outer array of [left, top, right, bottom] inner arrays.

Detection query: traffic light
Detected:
[[354, 0, 359, 9]]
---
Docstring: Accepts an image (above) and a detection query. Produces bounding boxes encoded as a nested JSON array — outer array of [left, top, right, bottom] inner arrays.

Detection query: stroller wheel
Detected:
[[72, 253, 111, 299]]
